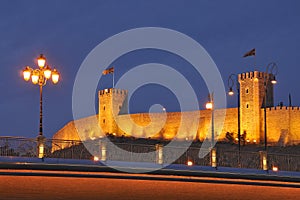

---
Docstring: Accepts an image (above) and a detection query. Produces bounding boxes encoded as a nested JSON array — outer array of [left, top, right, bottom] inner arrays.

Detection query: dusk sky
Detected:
[[1, 0, 300, 138]]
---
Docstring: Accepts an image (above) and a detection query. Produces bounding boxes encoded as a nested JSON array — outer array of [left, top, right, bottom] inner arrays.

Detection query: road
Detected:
[[0, 169, 299, 200]]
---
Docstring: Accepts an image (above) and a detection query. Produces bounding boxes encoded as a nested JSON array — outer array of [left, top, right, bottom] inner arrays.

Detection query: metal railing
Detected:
[[0, 136, 299, 171]]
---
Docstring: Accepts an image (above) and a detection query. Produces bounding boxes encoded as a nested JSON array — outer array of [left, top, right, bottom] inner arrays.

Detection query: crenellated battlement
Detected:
[[99, 88, 128, 96], [238, 70, 273, 81], [267, 106, 300, 111]]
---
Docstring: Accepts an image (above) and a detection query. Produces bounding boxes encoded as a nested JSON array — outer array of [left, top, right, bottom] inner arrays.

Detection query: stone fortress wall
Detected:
[[53, 71, 300, 147]]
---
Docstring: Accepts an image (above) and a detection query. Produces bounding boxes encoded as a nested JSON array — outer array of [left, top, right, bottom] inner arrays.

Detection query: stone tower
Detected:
[[98, 88, 128, 134], [239, 71, 275, 142]]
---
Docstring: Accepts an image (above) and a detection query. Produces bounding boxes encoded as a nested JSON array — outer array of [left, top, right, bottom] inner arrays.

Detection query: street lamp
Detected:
[[206, 93, 214, 145], [263, 62, 278, 151], [22, 54, 60, 158], [228, 74, 241, 167], [206, 93, 217, 168]]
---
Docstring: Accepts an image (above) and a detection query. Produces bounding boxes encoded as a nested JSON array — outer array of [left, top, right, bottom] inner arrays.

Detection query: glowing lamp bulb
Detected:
[[23, 66, 31, 81], [187, 161, 193, 166], [272, 166, 278, 172], [206, 102, 213, 110], [51, 69, 60, 84], [271, 77, 277, 85], [44, 65, 52, 79], [228, 87, 234, 96], [37, 54, 46, 68], [31, 72, 39, 84], [93, 156, 99, 162]]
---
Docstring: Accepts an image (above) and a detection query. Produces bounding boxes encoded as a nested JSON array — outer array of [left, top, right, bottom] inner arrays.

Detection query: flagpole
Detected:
[[112, 71, 115, 88], [253, 48, 256, 69], [254, 54, 256, 69]]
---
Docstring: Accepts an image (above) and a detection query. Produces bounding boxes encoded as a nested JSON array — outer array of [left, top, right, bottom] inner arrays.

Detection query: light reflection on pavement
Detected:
[[0, 169, 299, 200]]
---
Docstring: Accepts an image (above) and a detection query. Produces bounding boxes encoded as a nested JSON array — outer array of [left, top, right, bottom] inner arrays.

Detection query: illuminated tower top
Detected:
[[98, 88, 128, 134]]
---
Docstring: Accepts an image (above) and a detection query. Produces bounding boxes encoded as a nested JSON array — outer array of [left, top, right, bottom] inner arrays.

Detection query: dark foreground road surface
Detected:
[[0, 170, 299, 200]]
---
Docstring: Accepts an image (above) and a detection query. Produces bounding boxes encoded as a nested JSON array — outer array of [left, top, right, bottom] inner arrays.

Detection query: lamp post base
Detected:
[[37, 135, 46, 158]]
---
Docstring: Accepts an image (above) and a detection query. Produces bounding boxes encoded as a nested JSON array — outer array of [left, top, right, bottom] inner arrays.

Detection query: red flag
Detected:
[[243, 48, 256, 57], [102, 67, 114, 75]]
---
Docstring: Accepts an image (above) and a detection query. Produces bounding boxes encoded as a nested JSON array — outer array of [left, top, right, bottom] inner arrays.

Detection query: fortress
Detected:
[[53, 71, 300, 146]]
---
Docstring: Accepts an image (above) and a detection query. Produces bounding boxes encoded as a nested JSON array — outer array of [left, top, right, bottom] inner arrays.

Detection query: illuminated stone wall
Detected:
[[52, 115, 101, 151], [115, 108, 237, 141], [264, 106, 300, 145], [52, 108, 238, 144], [52, 106, 300, 148]]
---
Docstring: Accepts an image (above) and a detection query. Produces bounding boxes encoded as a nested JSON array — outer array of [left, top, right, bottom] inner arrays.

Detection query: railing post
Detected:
[[260, 151, 268, 171], [5, 138, 8, 156], [37, 135, 45, 159], [100, 141, 106, 162], [156, 144, 163, 165], [130, 144, 133, 162], [71, 141, 74, 159], [210, 147, 217, 168]]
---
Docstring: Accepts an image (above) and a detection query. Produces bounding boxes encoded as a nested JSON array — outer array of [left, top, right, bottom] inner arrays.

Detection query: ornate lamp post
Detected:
[[263, 62, 278, 151], [22, 54, 60, 158], [228, 74, 241, 167]]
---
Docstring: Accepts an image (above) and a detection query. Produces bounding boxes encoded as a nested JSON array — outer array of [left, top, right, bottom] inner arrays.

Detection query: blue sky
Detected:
[[0, 0, 300, 138]]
